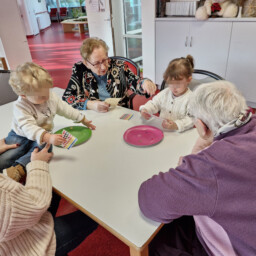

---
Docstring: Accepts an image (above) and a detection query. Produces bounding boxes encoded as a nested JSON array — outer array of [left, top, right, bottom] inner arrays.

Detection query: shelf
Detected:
[[155, 17, 256, 22]]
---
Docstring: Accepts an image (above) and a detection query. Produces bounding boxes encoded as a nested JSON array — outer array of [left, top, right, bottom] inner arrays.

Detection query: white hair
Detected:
[[188, 81, 248, 134]]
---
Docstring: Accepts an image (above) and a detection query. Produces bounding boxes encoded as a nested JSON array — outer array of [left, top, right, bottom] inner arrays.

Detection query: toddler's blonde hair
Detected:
[[9, 62, 53, 95], [163, 55, 194, 83]]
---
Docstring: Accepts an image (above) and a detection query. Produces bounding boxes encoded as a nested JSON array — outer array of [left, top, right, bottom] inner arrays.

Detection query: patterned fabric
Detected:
[[62, 59, 146, 109]]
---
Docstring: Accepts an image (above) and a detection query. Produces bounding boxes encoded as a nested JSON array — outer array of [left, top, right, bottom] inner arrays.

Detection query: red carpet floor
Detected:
[[27, 22, 87, 89], [27, 22, 130, 256]]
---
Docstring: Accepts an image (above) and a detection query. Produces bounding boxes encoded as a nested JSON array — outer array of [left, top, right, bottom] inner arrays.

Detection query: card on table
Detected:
[[120, 113, 134, 120], [61, 129, 78, 149]]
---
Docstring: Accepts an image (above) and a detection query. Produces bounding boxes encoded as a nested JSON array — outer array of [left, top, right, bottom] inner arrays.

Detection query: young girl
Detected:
[[140, 55, 194, 132], [0, 62, 96, 181]]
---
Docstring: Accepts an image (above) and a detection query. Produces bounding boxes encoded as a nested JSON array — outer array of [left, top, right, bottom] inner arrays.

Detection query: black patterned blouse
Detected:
[[62, 59, 146, 109]]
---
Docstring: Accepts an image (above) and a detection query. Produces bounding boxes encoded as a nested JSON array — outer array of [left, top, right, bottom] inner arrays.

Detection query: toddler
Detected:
[[0, 62, 95, 181], [140, 55, 194, 132]]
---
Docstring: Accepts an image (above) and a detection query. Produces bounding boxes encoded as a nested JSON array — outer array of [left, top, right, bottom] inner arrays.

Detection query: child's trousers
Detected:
[[0, 130, 51, 170]]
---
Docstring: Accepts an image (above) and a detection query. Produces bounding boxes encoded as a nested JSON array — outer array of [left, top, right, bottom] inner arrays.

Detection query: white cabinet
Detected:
[[226, 22, 256, 107], [155, 20, 232, 85]]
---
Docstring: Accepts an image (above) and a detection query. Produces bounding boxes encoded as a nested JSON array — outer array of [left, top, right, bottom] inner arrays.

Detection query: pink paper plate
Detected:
[[123, 125, 164, 147]]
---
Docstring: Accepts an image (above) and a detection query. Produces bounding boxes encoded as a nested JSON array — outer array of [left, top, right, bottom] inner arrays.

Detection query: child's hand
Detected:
[[162, 119, 178, 130], [140, 109, 151, 120], [81, 117, 96, 130], [49, 134, 65, 146], [43, 133, 65, 146]]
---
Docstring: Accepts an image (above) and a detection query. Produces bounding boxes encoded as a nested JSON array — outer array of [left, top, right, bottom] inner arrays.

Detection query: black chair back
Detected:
[[0, 70, 18, 105], [160, 69, 224, 91]]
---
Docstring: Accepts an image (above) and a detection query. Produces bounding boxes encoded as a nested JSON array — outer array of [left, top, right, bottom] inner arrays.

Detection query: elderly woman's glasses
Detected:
[[87, 58, 109, 68]]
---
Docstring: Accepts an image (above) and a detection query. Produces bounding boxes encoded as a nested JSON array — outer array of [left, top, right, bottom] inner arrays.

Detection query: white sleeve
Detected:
[[174, 91, 194, 132], [175, 115, 194, 132], [14, 103, 46, 145], [139, 90, 166, 114], [52, 92, 84, 122]]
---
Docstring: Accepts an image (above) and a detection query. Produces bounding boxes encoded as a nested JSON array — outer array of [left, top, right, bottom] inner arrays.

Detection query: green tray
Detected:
[[54, 126, 92, 146]]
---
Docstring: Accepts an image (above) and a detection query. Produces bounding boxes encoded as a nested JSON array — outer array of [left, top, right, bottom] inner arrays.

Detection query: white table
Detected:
[[0, 98, 198, 256]]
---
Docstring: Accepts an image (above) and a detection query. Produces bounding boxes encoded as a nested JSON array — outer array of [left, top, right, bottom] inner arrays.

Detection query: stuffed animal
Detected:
[[195, 0, 238, 20]]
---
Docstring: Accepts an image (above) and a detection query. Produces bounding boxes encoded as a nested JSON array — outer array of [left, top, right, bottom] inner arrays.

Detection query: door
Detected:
[[112, 0, 142, 65], [189, 21, 232, 78], [226, 22, 256, 106], [85, 0, 114, 56], [155, 20, 189, 85], [17, 0, 40, 36]]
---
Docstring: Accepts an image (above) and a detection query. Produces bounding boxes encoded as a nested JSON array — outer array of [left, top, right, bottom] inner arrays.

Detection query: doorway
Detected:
[[111, 0, 142, 68]]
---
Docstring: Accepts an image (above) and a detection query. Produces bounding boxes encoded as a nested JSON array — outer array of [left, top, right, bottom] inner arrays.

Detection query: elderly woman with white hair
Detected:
[[139, 81, 256, 256]]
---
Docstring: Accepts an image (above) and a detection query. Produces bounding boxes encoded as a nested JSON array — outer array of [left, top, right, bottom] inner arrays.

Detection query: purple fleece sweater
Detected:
[[139, 115, 256, 256]]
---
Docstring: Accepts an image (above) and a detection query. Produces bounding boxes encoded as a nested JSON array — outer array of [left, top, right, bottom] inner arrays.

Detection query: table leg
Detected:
[[130, 245, 149, 256], [78, 24, 85, 34], [62, 24, 75, 32]]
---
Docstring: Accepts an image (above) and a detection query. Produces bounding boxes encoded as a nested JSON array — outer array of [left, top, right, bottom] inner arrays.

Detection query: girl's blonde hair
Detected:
[[9, 62, 53, 96], [80, 37, 109, 60], [163, 55, 194, 82]]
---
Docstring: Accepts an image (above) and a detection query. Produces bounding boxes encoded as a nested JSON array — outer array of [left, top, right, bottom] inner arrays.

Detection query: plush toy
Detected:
[[195, 0, 238, 20]]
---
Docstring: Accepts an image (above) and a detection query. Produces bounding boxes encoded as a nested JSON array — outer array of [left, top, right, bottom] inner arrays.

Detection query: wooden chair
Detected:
[[0, 70, 18, 106]]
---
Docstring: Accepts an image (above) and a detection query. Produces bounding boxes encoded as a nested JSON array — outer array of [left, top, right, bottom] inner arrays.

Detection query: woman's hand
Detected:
[[88, 100, 109, 113], [0, 139, 19, 155], [142, 80, 157, 96], [81, 117, 96, 130], [162, 119, 178, 130], [140, 109, 151, 120], [31, 143, 53, 163]]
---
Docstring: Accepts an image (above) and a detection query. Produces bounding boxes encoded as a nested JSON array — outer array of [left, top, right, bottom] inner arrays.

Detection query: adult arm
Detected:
[[138, 153, 217, 223], [124, 65, 156, 96], [62, 63, 88, 110], [0, 160, 52, 241]]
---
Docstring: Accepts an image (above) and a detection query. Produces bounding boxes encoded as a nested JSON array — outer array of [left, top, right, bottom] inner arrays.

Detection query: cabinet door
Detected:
[[189, 22, 232, 78], [155, 21, 189, 85], [226, 22, 256, 106]]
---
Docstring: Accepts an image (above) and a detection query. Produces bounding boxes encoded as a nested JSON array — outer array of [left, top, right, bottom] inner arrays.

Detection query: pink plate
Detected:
[[123, 125, 164, 147]]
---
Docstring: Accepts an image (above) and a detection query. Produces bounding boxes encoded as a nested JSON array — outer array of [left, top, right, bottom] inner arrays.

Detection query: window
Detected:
[[123, 0, 142, 67]]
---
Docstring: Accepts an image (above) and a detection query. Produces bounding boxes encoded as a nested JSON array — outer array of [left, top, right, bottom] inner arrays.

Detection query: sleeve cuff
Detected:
[[26, 160, 49, 174], [83, 99, 89, 110]]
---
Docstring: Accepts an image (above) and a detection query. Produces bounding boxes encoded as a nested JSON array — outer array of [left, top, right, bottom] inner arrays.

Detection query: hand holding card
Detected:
[[61, 129, 78, 150], [105, 98, 121, 109]]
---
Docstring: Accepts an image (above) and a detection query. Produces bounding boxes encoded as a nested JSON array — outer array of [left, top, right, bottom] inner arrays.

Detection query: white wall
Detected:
[[141, 0, 155, 82], [17, 0, 50, 36], [85, 0, 114, 56], [0, 0, 32, 69]]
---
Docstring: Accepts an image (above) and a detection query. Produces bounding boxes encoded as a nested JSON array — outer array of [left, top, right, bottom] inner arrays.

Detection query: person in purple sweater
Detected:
[[139, 81, 256, 256]]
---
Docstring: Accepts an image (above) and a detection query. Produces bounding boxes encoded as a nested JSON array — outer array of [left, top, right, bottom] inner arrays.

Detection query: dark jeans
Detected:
[[0, 130, 52, 170], [149, 216, 209, 256], [49, 192, 98, 256]]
